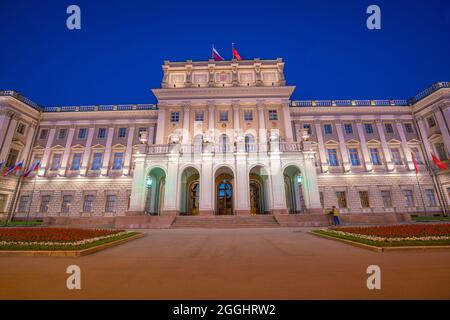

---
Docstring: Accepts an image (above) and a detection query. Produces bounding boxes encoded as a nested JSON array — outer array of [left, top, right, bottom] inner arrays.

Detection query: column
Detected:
[[257, 101, 267, 152], [0, 110, 13, 156], [20, 122, 37, 164], [129, 153, 146, 212], [435, 106, 450, 155], [232, 101, 240, 131], [235, 154, 250, 215], [282, 100, 293, 142], [155, 107, 166, 144], [302, 149, 322, 212], [199, 153, 214, 215], [182, 105, 190, 144], [101, 127, 115, 175], [356, 120, 373, 171], [396, 120, 414, 170], [208, 101, 215, 132], [314, 120, 329, 172], [39, 127, 56, 176], [80, 127, 95, 176], [335, 121, 350, 172], [417, 117, 433, 161], [59, 126, 76, 176], [269, 153, 288, 214], [162, 153, 179, 215], [123, 126, 135, 176], [0, 114, 18, 161], [147, 125, 155, 146], [375, 119, 393, 171]]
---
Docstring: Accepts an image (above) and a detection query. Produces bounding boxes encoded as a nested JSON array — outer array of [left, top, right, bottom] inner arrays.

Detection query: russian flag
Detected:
[[2, 161, 23, 177], [23, 160, 41, 178], [212, 46, 224, 61]]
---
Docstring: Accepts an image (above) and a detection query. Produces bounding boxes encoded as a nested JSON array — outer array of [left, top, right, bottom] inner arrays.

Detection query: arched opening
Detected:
[[214, 166, 234, 215], [249, 165, 270, 215], [283, 165, 306, 214], [145, 167, 166, 215], [245, 134, 255, 152], [180, 166, 200, 215], [218, 134, 229, 153]]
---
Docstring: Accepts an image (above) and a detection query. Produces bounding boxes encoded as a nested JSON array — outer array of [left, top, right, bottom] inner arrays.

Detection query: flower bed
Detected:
[[0, 228, 139, 251], [314, 224, 450, 247]]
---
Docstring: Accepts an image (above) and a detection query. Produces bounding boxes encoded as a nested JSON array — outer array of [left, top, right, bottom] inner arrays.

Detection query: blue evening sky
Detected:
[[0, 0, 449, 106]]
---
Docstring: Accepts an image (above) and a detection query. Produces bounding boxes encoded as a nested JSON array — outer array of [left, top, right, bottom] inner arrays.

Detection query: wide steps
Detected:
[[171, 215, 280, 229]]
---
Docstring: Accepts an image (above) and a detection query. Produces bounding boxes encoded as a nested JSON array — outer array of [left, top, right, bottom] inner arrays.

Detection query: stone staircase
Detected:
[[171, 215, 281, 229]]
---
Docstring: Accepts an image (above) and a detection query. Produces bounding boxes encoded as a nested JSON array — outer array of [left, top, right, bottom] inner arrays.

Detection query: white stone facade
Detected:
[[0, 59, 449, 221]]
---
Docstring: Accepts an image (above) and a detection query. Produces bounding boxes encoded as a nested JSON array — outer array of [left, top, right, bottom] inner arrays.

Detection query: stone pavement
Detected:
[[1, 228, 450, 299]]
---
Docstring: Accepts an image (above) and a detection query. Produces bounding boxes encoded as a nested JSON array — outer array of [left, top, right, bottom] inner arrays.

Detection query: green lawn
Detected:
[[412, 216, 450, 222], [0, 220, 43, 227], [0, 231, 140, 251], [313, 230, 450, 247]]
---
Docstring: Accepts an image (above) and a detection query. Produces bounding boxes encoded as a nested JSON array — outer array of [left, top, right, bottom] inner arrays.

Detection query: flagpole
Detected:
[[25, 173, 37, 226], [415, 171, 428, 217]]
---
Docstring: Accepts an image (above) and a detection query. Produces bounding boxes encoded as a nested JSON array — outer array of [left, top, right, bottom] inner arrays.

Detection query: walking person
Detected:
[[331, 206, 340, 226]]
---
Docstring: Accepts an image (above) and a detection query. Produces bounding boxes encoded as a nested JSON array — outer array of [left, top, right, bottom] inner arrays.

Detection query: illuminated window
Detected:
[[359, 191, 370, 208]]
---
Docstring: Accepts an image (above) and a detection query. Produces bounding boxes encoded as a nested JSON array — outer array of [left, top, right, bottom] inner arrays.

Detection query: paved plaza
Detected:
[[1, 227, 450, 299]]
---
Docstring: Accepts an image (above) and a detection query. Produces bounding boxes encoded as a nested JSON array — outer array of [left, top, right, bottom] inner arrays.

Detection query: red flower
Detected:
[[335, 224, 450, 238], [0, 228, 123, 243]]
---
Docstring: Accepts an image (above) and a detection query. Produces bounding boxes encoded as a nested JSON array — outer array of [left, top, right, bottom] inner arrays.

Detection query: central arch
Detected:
[[179, 166, 200, 215], [283, 165, 306, 214], [145, 167, 166, 215], [249, 165, 270, 215], [214, 166, 235, 215]]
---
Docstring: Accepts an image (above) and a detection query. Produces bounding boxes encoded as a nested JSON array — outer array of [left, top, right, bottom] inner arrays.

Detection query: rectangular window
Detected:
[[425, 189, 437, 207], [390, 148, 402, 165], [83, 195, 94, 213], [195, 111, 204, 122], [97, 128, 107, 139], [70, 153, 82, 171], [112, 152, 124, 170], [364, 123, 374, 134], [78, 128, 87, 139], [381, 190, 392, 208], [344, 123, 353, 134], [57, 128, 67, 140], [403, 190, 415, 207], [244, 110, 253, 121], [404, 123, 414, 134], [319, 192, 324, 208], [5, 149, 19, 168], [328, 149, 339, 166], [435, 142, 448, 161], [50, 154, 62, 171], [348, 148, 361, 166], [268, 110, 278, 121], [370, 148, 382, 165], [384, 123, 394, 134], [118, 127, 127, 138], [324, 124, 333, 135], [359, 191, 370, 208], [336, 191, 347, 208], [427, 116, 436, 128], [39, 129, 49, 140], [18, 195, 30, 213], [16, 123, 26, 135], [91, 152, 103, 170], [411, 148, 423, 164], [0, 194, 7, 213], [40, 195, 51, 213], [171, 112, 180, 122], [105, 195, 117, 213], [303, 124, 312, 135], [61, 195, 73, 213], [219, 111, 229, 122]]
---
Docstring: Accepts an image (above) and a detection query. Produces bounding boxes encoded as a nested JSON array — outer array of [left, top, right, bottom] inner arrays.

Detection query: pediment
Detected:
[[345, 139, 360, 145], [324, 139, 339, 146]]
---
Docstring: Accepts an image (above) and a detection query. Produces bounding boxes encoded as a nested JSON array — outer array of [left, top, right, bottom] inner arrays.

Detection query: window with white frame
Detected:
[[40, 195, 51, 213], [369, 148, 382, 165], [218, 111, 228, 122], [323, 124, 333, 135], [404, 123, 414, 133], [91, 152, 103, 170], [359, 191, 370, 208], [195, 111, 204, 122], [381, 190, 392, 208], [5, 149, 19, 168], [268, 110, 278, 121], [78, 128, 87, 139], [105, 195, 117, 213], [348, 148, 360, 166], [244, 110, 253, 121], [70, 153, 82, 171], [61, 195, 73, 213], [403, 190, 415, 207], [50, 153, 62, 171], [344, 123, 353, 134], [16, 122, 26, 135], [384, 123, 394, 134], [118, 127, 127, 138], [425, 189, 437, 207], [83, 195, 94, 212], [112, 152, 124, 170], [328, 149, 339, 166], [18, 195, 30, 213], [364, 123, 374, 134], [57, 128, 67, 140], [97, 128, 107, 139], [390, 148, 402, 165], [171, 112, 180, 123], [39, 129, 49, 140]]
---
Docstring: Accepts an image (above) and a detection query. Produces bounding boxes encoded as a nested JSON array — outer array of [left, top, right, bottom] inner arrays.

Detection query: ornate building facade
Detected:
[[0, 59, 449, 224]]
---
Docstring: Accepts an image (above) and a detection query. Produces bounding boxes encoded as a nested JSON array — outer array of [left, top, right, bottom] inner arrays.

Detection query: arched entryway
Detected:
[[180, 166, 200, 215], [283, 165, 306, 214], [214, 166, 234, 215], [249, 165, 270, 215], [145, 167, 166, 215]]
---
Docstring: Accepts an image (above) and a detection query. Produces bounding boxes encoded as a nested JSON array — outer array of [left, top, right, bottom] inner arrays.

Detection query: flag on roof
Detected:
[[212, 46, 224, 61]]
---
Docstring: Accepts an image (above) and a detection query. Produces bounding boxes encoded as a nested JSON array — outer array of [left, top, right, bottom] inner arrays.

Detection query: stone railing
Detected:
[[279, 142, 303, 152], [291, 99, 409, 107], [0, 90, 42, 110], [43, 104, 157, 113], [148, 144, 171, 154]]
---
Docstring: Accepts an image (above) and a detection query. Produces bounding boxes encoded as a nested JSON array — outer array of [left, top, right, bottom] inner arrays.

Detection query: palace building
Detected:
[[0, 58, 449, 226]]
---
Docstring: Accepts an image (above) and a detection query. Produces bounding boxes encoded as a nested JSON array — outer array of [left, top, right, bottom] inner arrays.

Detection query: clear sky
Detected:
[[0, 0, 449, 106]]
